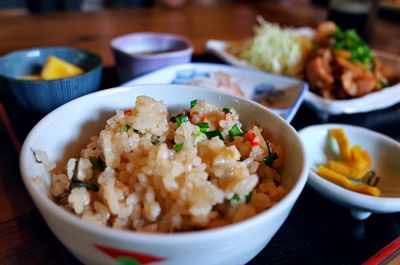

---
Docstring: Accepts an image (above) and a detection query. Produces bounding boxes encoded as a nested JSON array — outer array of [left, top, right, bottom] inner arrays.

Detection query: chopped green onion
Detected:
[[229, 124, 243, 137], [231, 193, 240, 202], [379, 79, 388, 88], [205, 130, 224, 140], [70, 180, 99, 192], [122, 124, 131, 132], [245, 191, 253, 203], [331, 28, 373, 66], [174, 143, 184, 153], [190, 99, 198, 108], [263, 152, 278, 167], [222, 107, 232, 114], [89, 156, 105, 171], [198, 122, 209, 133], [68, 158, 99, 193], [176, 115, 189, 126]]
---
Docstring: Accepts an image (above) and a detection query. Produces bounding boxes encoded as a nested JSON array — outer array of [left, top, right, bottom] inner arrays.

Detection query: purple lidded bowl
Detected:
[[111, 32, 193, 83]]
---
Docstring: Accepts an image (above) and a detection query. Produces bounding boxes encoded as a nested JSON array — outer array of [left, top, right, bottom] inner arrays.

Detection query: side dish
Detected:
[[178, 70, 244, 97], [305, 22, 396, 99], [20, 55, 84, 80], [36, 96, 285, 232], [316, 128, 380, 196], [220, 18, 399, 103], [226, 16, 312, 77]]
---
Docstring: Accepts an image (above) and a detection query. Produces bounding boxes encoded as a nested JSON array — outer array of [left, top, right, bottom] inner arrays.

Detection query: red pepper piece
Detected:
[[245, 132, 256, 142]]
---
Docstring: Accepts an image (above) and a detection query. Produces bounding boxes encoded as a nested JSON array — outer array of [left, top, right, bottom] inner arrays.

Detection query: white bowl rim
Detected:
[[110, 32, 194, 59], [299, 123, 400, 211], [20, 84, 309, 243], [304, 83, 400, 114]]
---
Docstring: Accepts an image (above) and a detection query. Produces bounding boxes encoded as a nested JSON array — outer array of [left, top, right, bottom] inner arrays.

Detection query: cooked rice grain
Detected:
[[47, 96, 286, 232]]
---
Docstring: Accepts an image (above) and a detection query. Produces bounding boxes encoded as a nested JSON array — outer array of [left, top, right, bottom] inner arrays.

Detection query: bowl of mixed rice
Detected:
[[20, 84, 308, 265]]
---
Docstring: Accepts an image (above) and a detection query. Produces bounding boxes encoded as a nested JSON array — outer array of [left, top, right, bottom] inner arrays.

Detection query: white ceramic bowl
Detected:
[[20, 84, 308, 265], [299, 124, 400, 220]]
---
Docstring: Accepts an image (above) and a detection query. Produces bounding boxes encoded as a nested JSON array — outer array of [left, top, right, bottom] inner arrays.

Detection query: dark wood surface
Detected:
[[0, 1, 399, 68], [0, 2, 400, 265]]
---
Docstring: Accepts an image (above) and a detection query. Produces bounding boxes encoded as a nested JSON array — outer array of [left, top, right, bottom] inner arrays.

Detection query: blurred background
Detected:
[[0, 0, 232, 14], [0, 0, 398, 17]]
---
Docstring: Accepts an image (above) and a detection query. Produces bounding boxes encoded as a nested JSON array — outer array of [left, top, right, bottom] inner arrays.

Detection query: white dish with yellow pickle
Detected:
[[299, 124, 400, 220]]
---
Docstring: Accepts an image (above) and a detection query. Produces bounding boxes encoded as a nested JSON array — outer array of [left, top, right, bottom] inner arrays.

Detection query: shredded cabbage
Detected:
[[243, 16, 305, 76]]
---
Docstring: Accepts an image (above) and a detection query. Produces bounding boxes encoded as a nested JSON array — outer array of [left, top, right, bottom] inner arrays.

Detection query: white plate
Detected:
[[299, 123, 400, 220], [205, 39, 400, 115], [123, 63, 308, 122]]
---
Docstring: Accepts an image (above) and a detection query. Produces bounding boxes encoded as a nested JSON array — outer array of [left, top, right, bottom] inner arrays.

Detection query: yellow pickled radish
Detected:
[[330, 128, 351, 162], [19, 75, 42, 80], [41, 56, 84, 80], [350, 145, 371, 170], [317, 128, 381, 197], [326, 160, 369, 180], [317, 166, 380, 197]]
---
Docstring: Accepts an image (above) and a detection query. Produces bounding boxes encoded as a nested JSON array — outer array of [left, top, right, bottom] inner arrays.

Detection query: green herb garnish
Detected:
[[245, 191, 253, 203], [205, 130, 224, 140], [331, 28, 373, 67], [222, 107, 232, 114], [263, 152, 278, 167], [231, 193, 240, 202], [312, 43, 319, 52], [174, 143, 184, 153], [70, 180, 99, 192], [89, 156, 105, 171], [379, 79, 388, 88], [190, 99, 198, 108], [69, 157, 99, 192], [122, 124, 131, 132], [198, 122, 209, 133], [176, 115, 189, 126], [229, 124, 243, 137]]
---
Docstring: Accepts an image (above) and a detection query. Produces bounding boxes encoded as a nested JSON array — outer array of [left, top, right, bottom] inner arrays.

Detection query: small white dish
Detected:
[[123, 63, 308, 122], [299, 123, 400, 220], [304, 83, 400, 114], [205, 39, 400, 115]]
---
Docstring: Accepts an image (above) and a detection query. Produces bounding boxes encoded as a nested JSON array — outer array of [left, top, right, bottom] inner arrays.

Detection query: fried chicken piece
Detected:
[[313, 21, 337, 46], [306, 48, 335, 98], [341, 70, 377, 97]]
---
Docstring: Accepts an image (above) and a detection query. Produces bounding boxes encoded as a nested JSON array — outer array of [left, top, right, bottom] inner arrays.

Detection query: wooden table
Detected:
[[0, 1, 399, 67], [0, 2, 400, 265]]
